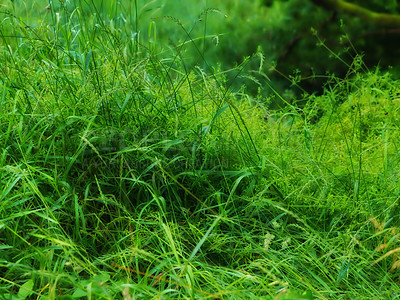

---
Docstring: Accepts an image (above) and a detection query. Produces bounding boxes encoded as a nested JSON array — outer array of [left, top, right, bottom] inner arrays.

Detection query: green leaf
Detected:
[[84, 50, 92, 77], [211, 104, 229, 122], [188, 216, 220, 261], [17, 279, 34, 300], [72, 288, 87, 298], [119, 92, 132, 123]]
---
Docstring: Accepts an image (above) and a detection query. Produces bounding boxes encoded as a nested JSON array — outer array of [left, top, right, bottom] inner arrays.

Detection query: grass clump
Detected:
[[1, 1, 400, 299]]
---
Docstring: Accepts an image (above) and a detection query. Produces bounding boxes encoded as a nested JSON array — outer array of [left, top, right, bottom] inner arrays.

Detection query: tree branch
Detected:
[[312, 0, 400, 27]]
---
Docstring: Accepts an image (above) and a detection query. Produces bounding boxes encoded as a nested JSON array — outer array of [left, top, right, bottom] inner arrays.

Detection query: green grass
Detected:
[[1, 0, 400, 299]]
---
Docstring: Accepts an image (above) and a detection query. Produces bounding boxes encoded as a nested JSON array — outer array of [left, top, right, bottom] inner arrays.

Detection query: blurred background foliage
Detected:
[[154, 0, 400, 102], [4, 0, 400, 106]]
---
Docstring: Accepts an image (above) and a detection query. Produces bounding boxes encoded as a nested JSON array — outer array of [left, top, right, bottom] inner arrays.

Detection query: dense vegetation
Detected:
[[1, 0, 400, 299]]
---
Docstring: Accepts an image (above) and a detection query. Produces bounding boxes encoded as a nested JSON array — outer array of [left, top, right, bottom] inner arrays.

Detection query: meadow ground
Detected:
[[1, 1, 400, 299]]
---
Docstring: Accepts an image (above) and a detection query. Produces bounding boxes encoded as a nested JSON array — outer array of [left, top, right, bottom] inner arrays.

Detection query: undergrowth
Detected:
[[0, 0, 400, 299]]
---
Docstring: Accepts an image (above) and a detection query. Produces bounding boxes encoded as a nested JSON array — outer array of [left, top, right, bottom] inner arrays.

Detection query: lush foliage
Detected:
[[154, 0, 400, 97], [1, 0, 400, 299]]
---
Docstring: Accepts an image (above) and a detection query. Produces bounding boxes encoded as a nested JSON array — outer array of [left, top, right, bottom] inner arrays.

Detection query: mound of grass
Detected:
[[1, 1, 400, 299]]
